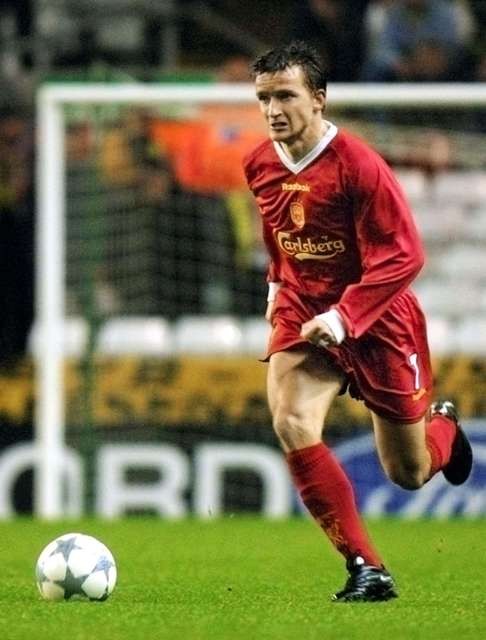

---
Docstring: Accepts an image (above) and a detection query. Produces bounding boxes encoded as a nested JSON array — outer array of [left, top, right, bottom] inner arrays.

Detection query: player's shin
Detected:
[[425, 415, 456, 477], [286, 442, 383, 567], [426, 401, 472, 484]]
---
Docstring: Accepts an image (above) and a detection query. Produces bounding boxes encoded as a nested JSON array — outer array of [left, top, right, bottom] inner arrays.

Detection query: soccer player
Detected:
[[243, 41, 473, 602]]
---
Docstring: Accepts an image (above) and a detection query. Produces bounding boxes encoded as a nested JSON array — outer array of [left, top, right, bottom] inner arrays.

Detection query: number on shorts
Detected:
[[409, 352, 420, 391]]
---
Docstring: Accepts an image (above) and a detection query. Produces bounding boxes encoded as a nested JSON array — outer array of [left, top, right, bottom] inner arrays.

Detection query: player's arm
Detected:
[[333, 157, 424, 339], [242, 148, 283, 325], [265, 281, 281, 323], [261, 212, 283, 324]]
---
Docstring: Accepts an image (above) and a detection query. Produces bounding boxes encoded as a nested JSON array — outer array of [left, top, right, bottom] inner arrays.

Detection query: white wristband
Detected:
[[315, 309, 346, 345], [267, 282, 282, 302]]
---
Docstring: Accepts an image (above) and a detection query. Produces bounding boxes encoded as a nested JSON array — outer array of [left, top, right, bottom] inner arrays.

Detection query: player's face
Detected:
[[255, 65, 326, 150]]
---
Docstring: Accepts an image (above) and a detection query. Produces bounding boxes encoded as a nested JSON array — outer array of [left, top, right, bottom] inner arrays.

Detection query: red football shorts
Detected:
[[266, 287, 433, 423]]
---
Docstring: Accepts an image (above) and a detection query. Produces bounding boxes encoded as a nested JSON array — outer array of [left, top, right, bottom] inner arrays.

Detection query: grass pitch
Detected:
[[1, 517, 485, 640]]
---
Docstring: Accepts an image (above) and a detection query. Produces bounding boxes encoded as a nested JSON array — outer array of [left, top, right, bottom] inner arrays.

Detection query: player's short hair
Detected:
[[250, 41, 327, 94]]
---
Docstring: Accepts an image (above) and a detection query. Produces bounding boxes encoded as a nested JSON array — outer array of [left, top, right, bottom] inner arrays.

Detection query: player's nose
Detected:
[[267, 98, 282, 116]]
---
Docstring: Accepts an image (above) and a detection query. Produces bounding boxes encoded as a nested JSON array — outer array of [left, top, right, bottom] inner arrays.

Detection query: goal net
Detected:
[[35, 83, 486, 518]]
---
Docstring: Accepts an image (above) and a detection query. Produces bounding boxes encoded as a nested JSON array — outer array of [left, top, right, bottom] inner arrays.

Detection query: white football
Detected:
[[36, 532, 117, 601]]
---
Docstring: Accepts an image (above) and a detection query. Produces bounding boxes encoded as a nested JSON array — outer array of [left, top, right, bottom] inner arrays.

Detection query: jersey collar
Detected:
[[273, 121, 338, 174]]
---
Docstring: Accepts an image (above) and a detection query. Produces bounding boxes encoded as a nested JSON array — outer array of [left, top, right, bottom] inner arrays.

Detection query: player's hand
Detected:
[[265, 300, 274, 323], [300, 317, 338, 348]]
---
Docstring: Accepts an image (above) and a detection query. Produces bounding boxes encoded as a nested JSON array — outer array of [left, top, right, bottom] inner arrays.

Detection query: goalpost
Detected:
[[36, 82, 486, 518]]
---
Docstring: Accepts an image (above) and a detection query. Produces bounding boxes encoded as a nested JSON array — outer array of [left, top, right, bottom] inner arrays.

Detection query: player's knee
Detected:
[[384, 461, 427, 491], [272, 410, 314, 450]]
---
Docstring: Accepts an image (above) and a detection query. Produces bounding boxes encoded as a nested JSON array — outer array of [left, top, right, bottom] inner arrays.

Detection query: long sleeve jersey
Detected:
[[243, 123, 425, 339]]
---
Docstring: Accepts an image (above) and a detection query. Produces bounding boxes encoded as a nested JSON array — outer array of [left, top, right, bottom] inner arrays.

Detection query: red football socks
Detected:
[[286, 442, 383, 567], [426, 415, 457, 477]]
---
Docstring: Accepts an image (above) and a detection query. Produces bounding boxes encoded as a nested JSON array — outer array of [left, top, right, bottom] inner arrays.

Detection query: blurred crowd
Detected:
[[1, 0, 486, 366], [289, 0, 485, 83], [2, 1, 486, 83]]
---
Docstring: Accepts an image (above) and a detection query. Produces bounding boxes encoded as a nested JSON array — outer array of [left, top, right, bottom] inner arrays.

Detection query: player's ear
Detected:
[[314, 89, 326, 112]]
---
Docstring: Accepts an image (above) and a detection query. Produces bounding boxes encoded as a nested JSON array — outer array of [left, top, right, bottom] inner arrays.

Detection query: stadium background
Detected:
[[1, 0, 486, 519]]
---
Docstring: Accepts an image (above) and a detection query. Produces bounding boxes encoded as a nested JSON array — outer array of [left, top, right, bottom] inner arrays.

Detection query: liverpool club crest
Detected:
[[290, 201, 305, 228]]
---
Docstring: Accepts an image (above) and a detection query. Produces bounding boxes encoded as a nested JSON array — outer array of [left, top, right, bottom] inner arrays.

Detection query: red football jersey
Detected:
[[243, 124, 425, 339]]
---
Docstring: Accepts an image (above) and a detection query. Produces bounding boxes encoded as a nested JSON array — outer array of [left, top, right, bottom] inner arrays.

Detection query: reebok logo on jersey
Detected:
[[281, 182, 311, 192], [277, 231, 346, 261]]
